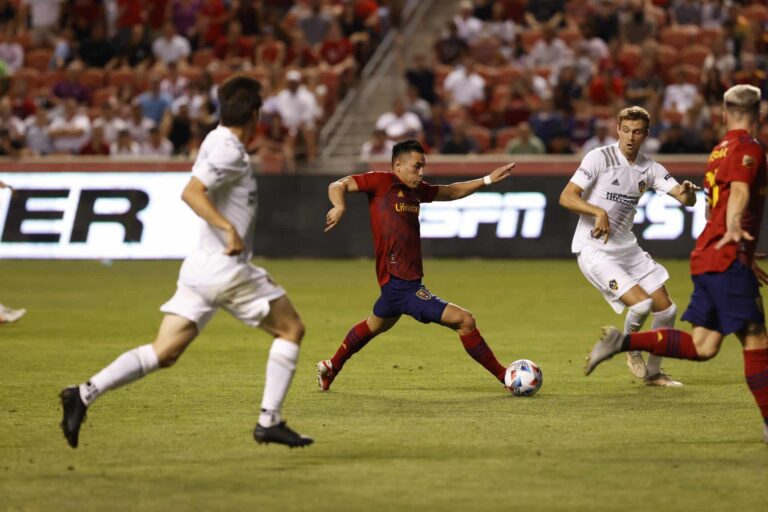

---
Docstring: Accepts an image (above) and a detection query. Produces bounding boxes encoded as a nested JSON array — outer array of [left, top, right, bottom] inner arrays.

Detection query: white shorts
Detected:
[[576, 245, 669, 314], [160, 263, 286, 330]]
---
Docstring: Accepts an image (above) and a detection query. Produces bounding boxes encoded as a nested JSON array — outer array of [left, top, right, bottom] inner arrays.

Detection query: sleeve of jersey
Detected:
[[729, 144, 764, 185], [651, 163, 679, 194], [418, 182, 439, 203], [352, 172, 388, 194], [192, 144, 248, 190], [570, 151, 600, 190]]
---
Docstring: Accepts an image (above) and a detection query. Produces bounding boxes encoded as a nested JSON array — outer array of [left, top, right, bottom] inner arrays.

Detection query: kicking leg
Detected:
[[60, 314, 198, 448], [253, 295, 313, 447], [737, 323, 768, 444], [440, 304, 506, 383], [318, 314, 399, 391]]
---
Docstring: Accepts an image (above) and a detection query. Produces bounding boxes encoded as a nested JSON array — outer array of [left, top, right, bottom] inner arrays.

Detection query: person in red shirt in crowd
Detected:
[[116, 0, 146, 47], [588, 60, 624, 106], [585, 85, 768, 444], [79, 124, 111, 155], [284, 32, 319, 70], [255, 26, 286, 71], [316, 140, 516, 391], [319, 21, 355, 91], [198, 0, 229, 47], [214, 20, 253, 68]]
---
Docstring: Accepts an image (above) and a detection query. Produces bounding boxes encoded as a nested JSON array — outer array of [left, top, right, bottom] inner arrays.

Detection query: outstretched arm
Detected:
[[181, 177, 244, 255], [715, 181, 752, 249], [325, 176, 360, 232], [559, 181, 610, 243], [433, 162, 515, 201], [667, 180, 699, 206]]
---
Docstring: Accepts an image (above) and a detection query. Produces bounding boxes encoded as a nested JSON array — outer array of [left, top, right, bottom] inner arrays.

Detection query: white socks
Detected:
[[259, 338, 300, 428], [624, 298, 653, 335], [79, 344, 159, 406], [647, 303, 677, 375]]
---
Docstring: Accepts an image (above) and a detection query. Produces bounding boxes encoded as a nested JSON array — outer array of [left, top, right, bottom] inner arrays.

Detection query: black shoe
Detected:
[[253, 421, 313, 448], [60, 386, 87, 449]]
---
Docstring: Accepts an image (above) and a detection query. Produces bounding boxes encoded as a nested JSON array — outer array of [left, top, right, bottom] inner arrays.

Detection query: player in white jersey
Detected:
[[59, 76, 313, 449], [560, 106, 699, 386]]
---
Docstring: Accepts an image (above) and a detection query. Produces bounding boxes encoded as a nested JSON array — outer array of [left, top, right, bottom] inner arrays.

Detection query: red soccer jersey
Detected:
[[353, 171, 439, 286], [690, 129, 768, 274]]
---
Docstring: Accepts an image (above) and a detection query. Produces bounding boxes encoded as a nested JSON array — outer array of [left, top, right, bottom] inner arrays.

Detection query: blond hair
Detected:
[[617, 106, 651, 128], [723, 84, 761, 118]]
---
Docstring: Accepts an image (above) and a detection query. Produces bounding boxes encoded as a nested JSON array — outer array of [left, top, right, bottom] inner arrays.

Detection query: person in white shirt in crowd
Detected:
[[152, 21, 192, 67], [23, 109, 53, 155], [529, 25, 573, 75], [360, 128, 394, 158], [374, 98, 422, 142], [269, 70, 321, 162], [48, 99, 91, 154], [663, 67, 699, 114], [110, 128, 140, 156], [160, 61, 190, 100], [125, 101, 155, 144], [0, 25, 23, 74], [443, 57, 486, 108], [581, 118, 618, 155], [453, 0, 483, 44], [484, 1, 516, 48], [22, 0, 62, 47], [93, 99, 128, 144], [139, 127, 174, 157], [0, 97, 25, 145]]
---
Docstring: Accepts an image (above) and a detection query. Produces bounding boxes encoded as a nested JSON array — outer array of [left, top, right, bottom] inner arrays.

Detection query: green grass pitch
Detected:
[[1, 259, 767, 511]]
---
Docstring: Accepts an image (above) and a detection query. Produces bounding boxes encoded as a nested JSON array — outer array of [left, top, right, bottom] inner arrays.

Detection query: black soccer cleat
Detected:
[[253, 421, 313, 448], [60, 386, 88, 449]]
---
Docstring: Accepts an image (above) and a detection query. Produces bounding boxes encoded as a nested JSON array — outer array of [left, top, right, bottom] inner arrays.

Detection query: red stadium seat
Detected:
[[80, 68, 106, 90], [25, 48, 52, 73], [13, 67, 40, 88], [656, 44, 679, 68], [91, 86, 117, 107], [192, 48, 216, 68], [495, 65, 523, 85], [107, 68, 136, 88], [743, 3, 768, 22], [659, 26, 694, 48], [699, 26, 723, 47], [180, 66, 203, 83], [680, 45, 710, 68], [212, 68, 235, 84], [466, 125, 492, 153], [40, 70, 62, 88]]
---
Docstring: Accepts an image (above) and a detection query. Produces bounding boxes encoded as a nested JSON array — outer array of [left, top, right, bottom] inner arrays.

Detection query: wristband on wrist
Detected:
[[483, 175, 492, 186]]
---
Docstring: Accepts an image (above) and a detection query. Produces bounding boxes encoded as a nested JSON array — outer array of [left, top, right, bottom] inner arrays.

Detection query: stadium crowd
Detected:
[[363, 0, 768, 158], [0, 0, 394, 170]]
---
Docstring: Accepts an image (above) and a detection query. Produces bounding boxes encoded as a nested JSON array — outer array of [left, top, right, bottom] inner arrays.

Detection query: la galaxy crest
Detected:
[[608, 279, 618, 291], [638, 180, 647, 193]]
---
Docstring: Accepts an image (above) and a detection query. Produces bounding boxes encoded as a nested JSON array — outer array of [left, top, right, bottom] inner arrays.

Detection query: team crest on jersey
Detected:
[[416, 288, 433, 301], [743, 154, 755, 167], [608, 279, 618, 291], [638, 180, 647, 193]]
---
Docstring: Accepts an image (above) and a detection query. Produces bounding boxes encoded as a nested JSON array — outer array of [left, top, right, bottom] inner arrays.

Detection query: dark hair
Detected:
[[217, 75, 262, 126], [391, 139, 424, 166]]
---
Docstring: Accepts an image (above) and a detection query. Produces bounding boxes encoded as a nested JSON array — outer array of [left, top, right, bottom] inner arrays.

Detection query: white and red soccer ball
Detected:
[[504, 359, 543, 396]]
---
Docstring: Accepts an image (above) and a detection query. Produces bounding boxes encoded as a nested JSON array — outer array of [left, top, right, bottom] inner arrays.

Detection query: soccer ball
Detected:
[[504, 359, 543, 396]]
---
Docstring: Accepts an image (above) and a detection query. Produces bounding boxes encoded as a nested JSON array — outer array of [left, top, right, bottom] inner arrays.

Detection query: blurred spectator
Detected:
[[443, 58, 485, 108], [115, 25, 153, 70], [168, 102, 193, 154], [48, 99, 91, 154], [253, 113, 295, 172], [125, 101, 155, 143], [199, 0, 228, 47], [581, 118, 617, 154], [232, 0, 263, 36], [115, 0, 144, 48], [405, 53, 436, 104], [703, 38, 736, 77], [552, 65, 582, 114], [528, 25, 572, 72], [23, 109, 52, 155], [0, 25, 23, 75], [671, 0, 702, 26], [270, 70, 320, 161], [0, 128, 19, 156], [590, 0, 620, 44], [284, 32, 319, 69], [110, 128, 139, 155], [662, 67, 698, 114], [434, 21, 468, 66], [172, 0, 202, 40], [79, 22, 118, 69], [528, 98, 567, 149], [160, 62, 189, 100], [505, 121, 545, 154], [659, 122, 705, 154], [405, 84, 431, 122], [8, 79, 36, 120], [0, 97, 25, 145], [214, 20, 252, 67], [620, 0, 656, 45], [701, 0, 726, 28], [588, 62, 623, 106], [440, 120, 477, 154], [255, 26, 286, 71], [548, 130, 574, 154], [683, 95, 711, 132], [51, 27, 75, 70], [484, 1, 517, 47], [339, 1, 371, 64], [624, 57, 664, 109], [318, 21, 356, 89], [360, 128, 394, 158], [0, 0, 17, 26], [153, 21, 192, 67], [300, 2, 332, 46], [700, 65, 730, 105], [79, 124, 111, 155], [93, 100, 127, 144], [454, 1, 483, 44], [139, 127, 173, 156], [53, 61, 91, 105], [22, 0, 63, 47], [136, 75, 173, 124], [524, 0, 564, 29], [375, 97, 422, 141], [734, 52, 767, 96], [423, 103, 451, 151]]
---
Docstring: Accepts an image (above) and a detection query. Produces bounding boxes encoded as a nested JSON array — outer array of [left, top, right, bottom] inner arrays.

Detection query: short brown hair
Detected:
[[217, 75, 262, 126], [617, 106, 651, 128]]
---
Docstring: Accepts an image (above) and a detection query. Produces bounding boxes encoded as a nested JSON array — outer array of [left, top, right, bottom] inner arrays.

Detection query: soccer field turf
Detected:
[[1, 259, 767, 511]]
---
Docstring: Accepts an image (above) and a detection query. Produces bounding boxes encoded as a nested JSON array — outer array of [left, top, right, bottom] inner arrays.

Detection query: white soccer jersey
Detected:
[[179, 125, 257, 286], [570, 143, 678, 254]]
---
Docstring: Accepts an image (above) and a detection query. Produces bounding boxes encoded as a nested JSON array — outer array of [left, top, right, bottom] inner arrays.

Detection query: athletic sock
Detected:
[[622, 329, 700, 360], [647, 303, 677, 375], [744, 348, 768, 427], [79, 344, 159, 406], [259, 338, 300, 428], [459, 329, 506, 382], [623, 298, 652, 335], [330, 320, 374, 371]]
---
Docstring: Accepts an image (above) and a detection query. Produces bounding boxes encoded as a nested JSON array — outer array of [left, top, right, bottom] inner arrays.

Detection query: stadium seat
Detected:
[[617, 45, 642, 70], [91, 86, 117, 107], [80, 68, 106, 90], [558, 27, 582, 48], [520, 29, 542, 51], [40, 70, 62, 88], [656, 44, 679, 68], [494, 126, 518, 151], [495, 65, 523, 85], [13, 68, 40, 88], [13, 32, 31, 50], [743, 3, 768, 22], [475, 64, 497, 85], [471, 38, 500, 65], [699, 26, 723, 47], [107, 68, 136, 88], [25, 48, 53, 73], [180, 66, 203, 83], [212, 68, 235, 84], [466, 125, 492, 153], [192, 48, 216, 68], [680, 45, 710, 68], [659, 26, 693, 47]]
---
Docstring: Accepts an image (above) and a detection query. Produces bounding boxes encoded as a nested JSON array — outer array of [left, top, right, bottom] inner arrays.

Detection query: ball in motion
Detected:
[[504, 359, 543, 396]]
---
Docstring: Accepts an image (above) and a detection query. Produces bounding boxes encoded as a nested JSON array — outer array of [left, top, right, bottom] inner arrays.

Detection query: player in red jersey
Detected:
[[317, 140, 515, 391], [584, 85, 768, 443]]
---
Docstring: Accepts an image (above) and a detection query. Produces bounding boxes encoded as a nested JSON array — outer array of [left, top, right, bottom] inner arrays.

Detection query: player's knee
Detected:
[[629, 298, 653, 318], [281, 320, 305, 344], [459, 311, 476, 333], [696, 344, 720, 361]]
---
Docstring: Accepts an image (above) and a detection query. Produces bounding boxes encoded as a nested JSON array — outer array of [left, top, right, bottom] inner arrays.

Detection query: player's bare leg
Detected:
[[60, 315, 198, 448], [440, 303, 506, 383], [736, 323, 768, 444], [254, 295, 312, 447], [318, 314, 399, 391]]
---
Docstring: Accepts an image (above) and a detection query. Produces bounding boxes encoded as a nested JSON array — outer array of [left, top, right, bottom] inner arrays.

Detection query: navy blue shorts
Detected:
[[681, 260, 765, 335], [373, 277, 448, 324]]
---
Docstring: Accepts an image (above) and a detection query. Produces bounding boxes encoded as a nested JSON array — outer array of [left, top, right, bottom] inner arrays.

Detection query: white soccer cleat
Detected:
[[584, 326, 624, 376], [0, 306, 26, 324], [643, 372, 684, 387], [626, 351, 647, 379]]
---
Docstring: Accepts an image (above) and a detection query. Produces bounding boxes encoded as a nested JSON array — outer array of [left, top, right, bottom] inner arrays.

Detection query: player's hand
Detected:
[[223, 226, 244, 256], [714, 227, 754, 250], [680, 180, 701, 193], [752, 259, 768, 287], [591, 210, 610, 243], [486, 162, 516, 184], [325, 206, 345, 232]]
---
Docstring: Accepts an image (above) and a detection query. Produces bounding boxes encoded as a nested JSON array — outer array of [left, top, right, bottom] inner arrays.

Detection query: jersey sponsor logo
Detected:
[[395, 202, 420, 214], [638, 180, 647, 193], [419, 192, 546, 239], [415, 288, 433, 300], [608, 279, 618, 291], [577, 167, 593, 180], [605, 191, 640, 206], [708, 146, 728, 162]]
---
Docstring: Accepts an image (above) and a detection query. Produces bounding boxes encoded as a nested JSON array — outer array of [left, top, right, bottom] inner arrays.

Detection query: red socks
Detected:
[[460, 329, 506, 382], [626, 329, 701, 360], [331, 320, 375, 370], [744, 348, 768, 426]]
